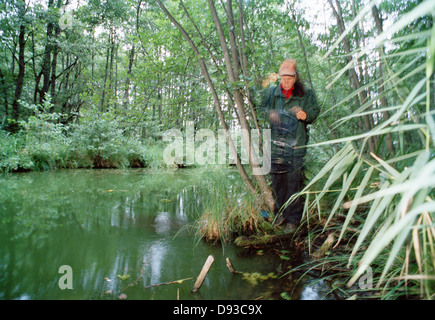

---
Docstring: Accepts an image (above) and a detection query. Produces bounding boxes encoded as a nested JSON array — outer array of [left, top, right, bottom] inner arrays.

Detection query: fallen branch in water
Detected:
[[226, 257, 241, 274], [192, 255, 215, 293], [143, 277, 194, 289], [312, 233, 335, 259]]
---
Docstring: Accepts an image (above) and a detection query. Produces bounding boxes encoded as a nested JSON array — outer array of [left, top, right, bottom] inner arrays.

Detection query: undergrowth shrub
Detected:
[[0, 100, 166, 172]]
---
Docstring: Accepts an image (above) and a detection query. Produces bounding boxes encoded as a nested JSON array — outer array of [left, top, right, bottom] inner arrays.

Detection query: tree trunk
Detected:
[[101, 30, 112, 112], [124, 45, 135, 108], [49, 22, 61, 112], [109, 35, 116, 108], [155, 0, 260, 202], [207, 0, 274, 211], [39, 0, 55, 104], [114, 42, 119, 110], [11, 1, 27, 129], [0, 68, 8, 118], [372, 5, 395, 156], [328, 0, 377, 154], [236, 0, 261, 134], [237, 0, 261, 87]]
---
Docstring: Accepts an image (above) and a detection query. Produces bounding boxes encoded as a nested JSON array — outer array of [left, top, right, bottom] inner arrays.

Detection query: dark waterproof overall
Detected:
[[260, 85, 320, 225]]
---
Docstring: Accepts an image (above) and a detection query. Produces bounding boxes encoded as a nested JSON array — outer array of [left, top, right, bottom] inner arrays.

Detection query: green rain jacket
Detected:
[[259, 85, 320, 158]]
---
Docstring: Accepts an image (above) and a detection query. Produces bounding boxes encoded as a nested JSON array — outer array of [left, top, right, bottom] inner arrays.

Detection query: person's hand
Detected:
[[269, 110, 281, 125], [262, 73, 279, 88], [268, 73, 279, 83], [290, 106, 307, 121]]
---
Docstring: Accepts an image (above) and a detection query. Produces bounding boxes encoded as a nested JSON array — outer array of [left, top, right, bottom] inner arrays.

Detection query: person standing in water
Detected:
[[259, 59, 320, 233]]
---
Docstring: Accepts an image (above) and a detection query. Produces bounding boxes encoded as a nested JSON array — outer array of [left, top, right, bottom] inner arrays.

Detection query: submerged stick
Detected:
[[225, 257, 240, 274], [312, 233, 335, 259], [143, 277, 193, 289], [192, 255, 214, 293]]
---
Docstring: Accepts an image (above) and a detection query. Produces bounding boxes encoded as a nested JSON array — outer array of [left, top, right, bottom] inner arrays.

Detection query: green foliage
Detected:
[[0, 130, 33, 172], [19, 98, 74, 170], [69, 110, 137, 168], [0, 100, 164, 172]]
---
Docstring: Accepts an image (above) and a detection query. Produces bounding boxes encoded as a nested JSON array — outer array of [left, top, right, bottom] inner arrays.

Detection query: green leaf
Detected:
[[336, 165, 374, 247], [280, 291, 291, 300], [117, 274, 131, 281]]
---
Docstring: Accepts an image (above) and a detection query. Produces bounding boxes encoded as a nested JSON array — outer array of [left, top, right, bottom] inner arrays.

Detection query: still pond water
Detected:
[[0, 168, 330, 300]]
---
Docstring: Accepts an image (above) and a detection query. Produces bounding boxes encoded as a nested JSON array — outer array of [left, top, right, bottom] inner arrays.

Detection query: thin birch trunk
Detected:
[[155, 0, 258, 198]]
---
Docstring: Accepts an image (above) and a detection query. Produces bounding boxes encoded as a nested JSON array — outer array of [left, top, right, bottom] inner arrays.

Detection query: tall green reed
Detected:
[[286, 0, 435, 299]]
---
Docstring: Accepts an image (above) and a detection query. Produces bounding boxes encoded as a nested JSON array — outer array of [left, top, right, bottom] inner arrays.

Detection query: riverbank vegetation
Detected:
[[285, 1, 435, 300], [0, 97, 165, 171], [1, 0, 434, 299]]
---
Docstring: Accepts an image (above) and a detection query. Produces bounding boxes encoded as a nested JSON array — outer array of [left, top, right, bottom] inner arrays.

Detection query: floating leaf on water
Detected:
[[117, 274, 131, 281], [242, 272, 277, 286], [159, 199, 172, 203]]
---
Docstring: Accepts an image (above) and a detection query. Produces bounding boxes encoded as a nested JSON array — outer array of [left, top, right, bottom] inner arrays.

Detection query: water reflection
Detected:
[[299, 279, 332, 300], [0, 168, 332, 300], [148, 241, 167, 286], [153, 212, 171, 235]]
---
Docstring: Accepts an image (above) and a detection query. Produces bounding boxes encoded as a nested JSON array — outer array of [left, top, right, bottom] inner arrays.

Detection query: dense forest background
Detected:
[[1, 0, 427, 171], [1, 0, 434, 299]]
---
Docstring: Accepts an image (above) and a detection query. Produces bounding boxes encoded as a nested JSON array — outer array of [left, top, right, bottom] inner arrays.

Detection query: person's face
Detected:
[[280, 67, 297, 90]]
